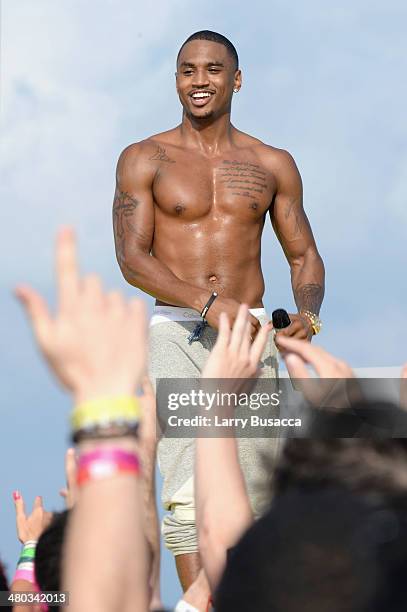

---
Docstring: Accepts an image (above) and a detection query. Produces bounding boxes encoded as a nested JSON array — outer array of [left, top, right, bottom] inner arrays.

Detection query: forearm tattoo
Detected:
[[295, 283, 324, 314]]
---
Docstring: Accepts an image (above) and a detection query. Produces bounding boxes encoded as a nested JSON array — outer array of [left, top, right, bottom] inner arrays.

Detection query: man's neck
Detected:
[[180, 111, 235, 156]]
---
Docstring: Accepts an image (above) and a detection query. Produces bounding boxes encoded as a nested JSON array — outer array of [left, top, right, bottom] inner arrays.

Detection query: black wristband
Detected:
[[200, 292, 218, 319]]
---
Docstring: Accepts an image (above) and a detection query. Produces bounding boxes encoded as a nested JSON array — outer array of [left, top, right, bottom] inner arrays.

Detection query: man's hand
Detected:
[[13, 492, 53, 544], [273, 313, 313, 347], [204, 296, 261, 339], [15, 227, 147, 404]]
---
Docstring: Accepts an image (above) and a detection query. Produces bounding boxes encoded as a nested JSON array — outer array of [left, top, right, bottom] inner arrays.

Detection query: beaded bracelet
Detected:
[[71, 422, 139, 444]]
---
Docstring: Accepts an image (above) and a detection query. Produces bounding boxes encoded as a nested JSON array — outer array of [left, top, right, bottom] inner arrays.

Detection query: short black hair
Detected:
[[275, 402, 407, 499], [216, 485, 407, 612], [177, 30, 239, 69], [35, 510, 70, 611], [0, 560, 11, 612]]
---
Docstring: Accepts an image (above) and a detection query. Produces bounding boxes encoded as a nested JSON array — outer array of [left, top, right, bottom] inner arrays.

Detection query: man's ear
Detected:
[[234, 69, 242, 91]]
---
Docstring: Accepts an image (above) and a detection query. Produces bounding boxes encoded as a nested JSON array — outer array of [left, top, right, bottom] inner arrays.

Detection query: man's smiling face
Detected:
[[176, 39, 241, 121]]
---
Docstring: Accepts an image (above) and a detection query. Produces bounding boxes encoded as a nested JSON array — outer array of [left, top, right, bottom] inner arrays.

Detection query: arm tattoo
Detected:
[[149, 146, 175, 163], [295, 283, 324, 314], [284, 197, 303, 237], [113, 191, 139, 260]]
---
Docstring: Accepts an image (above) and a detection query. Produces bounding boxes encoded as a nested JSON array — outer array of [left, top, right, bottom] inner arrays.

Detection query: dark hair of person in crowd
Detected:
[[35, 511, 172, 612], [275, 401, 407, 499], [216, 484, 407, 612], [0, 559, 12, 612], [216, 401, 407, 611], [35, 510, 70, 611]]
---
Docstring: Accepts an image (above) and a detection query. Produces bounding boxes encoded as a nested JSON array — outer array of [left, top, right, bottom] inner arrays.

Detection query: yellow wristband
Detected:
[[71, 397, 141, 431]]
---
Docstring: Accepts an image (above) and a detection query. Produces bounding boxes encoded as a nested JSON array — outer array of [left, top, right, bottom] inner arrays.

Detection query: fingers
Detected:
[[230, 305, 250, 353], [44, 511, 54, 523], [276, 319, 308, 340], [277, 336, 353, 378], [56, 227, 80, 311], [277, 335, 326, 361], [215, 312, 231, 351], [141, 375, 155, 397], [32, 495, 43, 511], [250, 322, 272, 369], [65, 448, 77, 491], [250, 314, 261, 340], [106, 290, 126, 313], [14, 285, 53, 346], [129, 297, 147, 342], [284, 352, 310, 379], [81, 274, 104, 308], [13, 490, 26, 520], [129, 298, 147, 378], [241, 318, 252, 356]]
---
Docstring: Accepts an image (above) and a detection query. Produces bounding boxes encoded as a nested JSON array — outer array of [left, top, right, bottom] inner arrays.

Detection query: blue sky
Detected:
[[1, 0, 406, 606]]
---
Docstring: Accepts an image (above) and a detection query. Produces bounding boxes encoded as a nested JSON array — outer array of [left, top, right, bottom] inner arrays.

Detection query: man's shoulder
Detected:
[[235, 130, 297, 170], [254, 141, 296, 168], [118, 128, 181, 165]]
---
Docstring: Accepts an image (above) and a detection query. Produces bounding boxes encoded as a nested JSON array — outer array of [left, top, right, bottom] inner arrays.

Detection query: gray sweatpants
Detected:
[[148, 307, 280, 556]]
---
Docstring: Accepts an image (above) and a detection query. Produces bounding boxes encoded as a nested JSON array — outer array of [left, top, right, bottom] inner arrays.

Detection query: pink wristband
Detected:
[[78, 447, 139, 467], [13, 568, 35, 583], [77, 447, 141, 486]]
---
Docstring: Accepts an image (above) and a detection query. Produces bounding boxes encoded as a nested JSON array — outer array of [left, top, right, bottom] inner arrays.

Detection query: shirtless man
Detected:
[[113, 30, 325, 602]]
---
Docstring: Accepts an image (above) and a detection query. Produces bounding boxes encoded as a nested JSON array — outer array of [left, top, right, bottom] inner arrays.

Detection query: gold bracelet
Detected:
[[300, 310, 322, 335]]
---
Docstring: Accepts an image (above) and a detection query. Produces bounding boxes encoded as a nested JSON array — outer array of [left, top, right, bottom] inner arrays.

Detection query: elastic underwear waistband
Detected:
[[150, 306, 266, 327]]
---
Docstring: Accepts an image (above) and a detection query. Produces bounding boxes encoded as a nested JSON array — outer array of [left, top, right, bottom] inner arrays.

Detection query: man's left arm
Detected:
[[269, 149, 325, 340]]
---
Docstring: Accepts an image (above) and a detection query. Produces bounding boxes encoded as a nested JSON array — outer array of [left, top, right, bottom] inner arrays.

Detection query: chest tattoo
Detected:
[[218, 159, 268, 200]]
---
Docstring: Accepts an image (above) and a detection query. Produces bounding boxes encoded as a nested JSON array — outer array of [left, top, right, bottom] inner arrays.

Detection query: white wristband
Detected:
[[175, 600, 200, 612]]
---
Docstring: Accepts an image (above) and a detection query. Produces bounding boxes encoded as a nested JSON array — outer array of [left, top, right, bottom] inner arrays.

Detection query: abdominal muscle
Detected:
[[153, 245, 266, 308]]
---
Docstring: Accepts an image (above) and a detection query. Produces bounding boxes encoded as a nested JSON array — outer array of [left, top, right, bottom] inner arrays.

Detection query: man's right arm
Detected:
[[113, 142, 208, 311]]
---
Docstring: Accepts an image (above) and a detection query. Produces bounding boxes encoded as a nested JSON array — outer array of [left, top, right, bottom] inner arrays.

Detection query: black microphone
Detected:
[[272, 308, 291, 331]]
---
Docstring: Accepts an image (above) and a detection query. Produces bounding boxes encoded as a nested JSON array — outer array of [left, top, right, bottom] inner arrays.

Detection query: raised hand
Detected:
[[277, 335, 354, 379], [13, 492, 53, 544], [202, 304, 271, 381], [277, 335, 357, 410], [15, 227, 147, 404]]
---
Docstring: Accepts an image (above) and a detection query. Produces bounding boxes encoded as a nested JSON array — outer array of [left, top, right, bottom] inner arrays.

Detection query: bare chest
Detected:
[[153, 155, 276, 220]]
